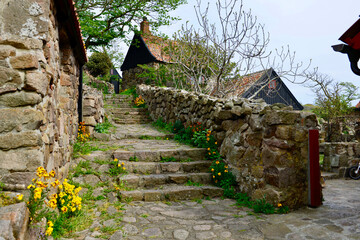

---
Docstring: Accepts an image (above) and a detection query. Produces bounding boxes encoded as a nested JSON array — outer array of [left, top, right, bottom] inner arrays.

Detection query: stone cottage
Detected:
[[120, 17, 172, 90], [0, 0, 87, 189]]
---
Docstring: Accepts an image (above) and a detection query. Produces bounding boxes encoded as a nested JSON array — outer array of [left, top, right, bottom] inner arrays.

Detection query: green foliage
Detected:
[[72, 142, 100, 158], [94, 120, 113, 134], [210, 159, 236, 189], [74, 0, 186, 49], [129, 156, 139, 162], [120, 87, 137, 97], [108, 159, 127, 176], [86, 52, 113, 77], [185, 180, 203, 187], [159, 157, 192, 163], [152, 118, 173, 132], [252, 198, 275, 214]]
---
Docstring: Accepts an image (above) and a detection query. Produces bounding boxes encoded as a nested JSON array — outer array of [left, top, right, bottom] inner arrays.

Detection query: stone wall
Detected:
[[138, 84, 319, 209], [122, 62, 160, 90], [0, 0, 82, 190], [321, 142, 360, 177], [83, 84, 105, 135]]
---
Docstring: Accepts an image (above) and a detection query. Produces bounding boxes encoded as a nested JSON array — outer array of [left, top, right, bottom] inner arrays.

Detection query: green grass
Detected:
[[185, 180, 203, 187], [159, 157, 193, 163]]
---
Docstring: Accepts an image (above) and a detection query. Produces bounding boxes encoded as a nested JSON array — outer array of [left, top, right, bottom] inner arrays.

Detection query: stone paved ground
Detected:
[[63, 95, 360, 240], [66, 171, 360, 240]]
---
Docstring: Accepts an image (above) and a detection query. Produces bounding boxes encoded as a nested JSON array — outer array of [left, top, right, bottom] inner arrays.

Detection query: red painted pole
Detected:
[[308, 129, 322, 207]]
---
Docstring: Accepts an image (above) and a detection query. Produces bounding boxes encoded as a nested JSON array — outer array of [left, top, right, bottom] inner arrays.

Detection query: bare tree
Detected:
[[161, 0, 316, 98]]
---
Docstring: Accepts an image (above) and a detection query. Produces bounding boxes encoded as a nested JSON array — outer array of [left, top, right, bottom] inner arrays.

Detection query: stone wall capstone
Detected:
[[138, 84, 319, 209], [0, 0, 82, 190]]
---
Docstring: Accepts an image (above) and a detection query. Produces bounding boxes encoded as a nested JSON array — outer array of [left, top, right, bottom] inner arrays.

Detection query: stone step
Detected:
[[106, 102, 134, 108], [104, 95, 133, 100], [112, 112, 149, 120], [109, 108, 148, 114], [113, 119, 152, 124], [123, 161, 212, 174], [119, 173, 213, 188], [119, 185, 223, 202], [113, 148, 207, 162]]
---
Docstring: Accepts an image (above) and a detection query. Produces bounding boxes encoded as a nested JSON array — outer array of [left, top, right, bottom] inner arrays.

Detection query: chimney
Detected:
[[140, 17, 150, 35]]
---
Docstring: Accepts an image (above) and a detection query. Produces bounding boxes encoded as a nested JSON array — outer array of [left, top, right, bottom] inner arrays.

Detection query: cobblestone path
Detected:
[[63, 95, 359, 240]]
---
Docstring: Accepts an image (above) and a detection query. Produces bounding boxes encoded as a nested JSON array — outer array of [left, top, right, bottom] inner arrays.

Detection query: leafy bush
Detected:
[[252, 198, 275, 214], [94, 121, 113, 134], [120, 87, 137, 97], [86, 52, 113, 77]]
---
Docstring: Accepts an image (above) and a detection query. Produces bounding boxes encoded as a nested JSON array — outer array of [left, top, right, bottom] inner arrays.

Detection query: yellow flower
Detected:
[[122, 167, 126, 170], [49, 170, 56, 178], [46, 226, 53, 236], [278, 203, 282, 208], [206, 138, 210, 141], [216, 161, 219, 164], [61, 199, 65, 205], [27, 184, 35, 189], [213, 175, 215, 178], [61, 206, 68, 213], [48, 198, 57, 209], [207, 148, 210, 151], [17, 194, 23, 201], [121, 162, 125, 165], [211, 168, 214, 172], [118, 164, 121, 167], [224, 170, 228, 173], [218, 172, 221, 176], [225, 165, 228, 169], [215, 142, 217, 145], [51, 179, 60, 188], [215, 180, 218, 183], [114, 158, 118, 162], [48, 221, 54, 227], [71, 207, 76, 212]]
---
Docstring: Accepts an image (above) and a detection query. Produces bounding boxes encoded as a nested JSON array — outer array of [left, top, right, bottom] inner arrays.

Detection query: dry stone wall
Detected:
[[0, 0, 81, 189], [138, 84, 319, 208], [122, 62, 159, 90], [83, 84, 105, 135], [321, 142, 360, 177]]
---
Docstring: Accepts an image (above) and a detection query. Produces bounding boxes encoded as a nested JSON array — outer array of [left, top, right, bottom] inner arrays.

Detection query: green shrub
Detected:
[[94, 121, 113, 134], [86, 52, 113, 77], [252, 198, 275, 214]]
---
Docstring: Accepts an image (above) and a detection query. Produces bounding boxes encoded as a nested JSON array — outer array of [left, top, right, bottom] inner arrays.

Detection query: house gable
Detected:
[[241, 69, 304, 110], [121, 34, 158, 71]]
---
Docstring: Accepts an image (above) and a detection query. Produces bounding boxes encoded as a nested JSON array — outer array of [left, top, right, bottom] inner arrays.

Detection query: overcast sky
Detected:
[[155, 0, 360, 105]]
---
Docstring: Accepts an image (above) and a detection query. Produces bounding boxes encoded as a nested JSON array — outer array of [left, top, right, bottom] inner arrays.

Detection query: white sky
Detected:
[[154, 0, 360, 105]]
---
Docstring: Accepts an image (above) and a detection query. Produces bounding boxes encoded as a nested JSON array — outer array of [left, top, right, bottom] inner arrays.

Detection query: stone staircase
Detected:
[[104, 95, 152, 124], [100, 94, 223, 202]]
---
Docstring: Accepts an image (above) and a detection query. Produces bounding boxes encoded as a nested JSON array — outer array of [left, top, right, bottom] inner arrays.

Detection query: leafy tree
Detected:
[[85, 52, 113, 77], [307, 73, 359, 141], [74, 0, 186, 49]]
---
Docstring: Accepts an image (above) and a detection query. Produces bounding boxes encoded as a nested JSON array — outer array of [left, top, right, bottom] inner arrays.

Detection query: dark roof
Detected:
[[120, 23, 174, 71], [55, 0, 87, 65], [226, 69, 304, 110]]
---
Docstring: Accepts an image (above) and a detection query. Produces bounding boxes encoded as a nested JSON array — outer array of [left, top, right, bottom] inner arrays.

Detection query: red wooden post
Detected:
[[308, 129, 322, 207]]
